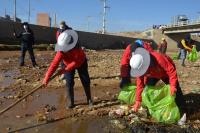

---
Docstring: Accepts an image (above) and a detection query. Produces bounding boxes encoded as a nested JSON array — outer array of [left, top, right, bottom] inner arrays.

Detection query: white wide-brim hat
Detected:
[[130, 48, 150, 77], [55, 30, 78, 52]]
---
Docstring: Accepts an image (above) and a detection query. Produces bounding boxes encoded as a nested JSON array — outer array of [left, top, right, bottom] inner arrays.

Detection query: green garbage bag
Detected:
[[187, 46, 199, 62], [118, 85, 136, 105], [172, 53, 179, 60], [142, 85, 180, 123]]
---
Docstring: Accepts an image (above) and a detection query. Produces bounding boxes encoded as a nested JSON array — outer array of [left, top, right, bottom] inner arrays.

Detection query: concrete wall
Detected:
[[0, 21, 150, 50]]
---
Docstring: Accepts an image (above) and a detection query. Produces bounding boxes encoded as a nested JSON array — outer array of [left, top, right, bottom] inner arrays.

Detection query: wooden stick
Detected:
[[0, 71, 60, 116]]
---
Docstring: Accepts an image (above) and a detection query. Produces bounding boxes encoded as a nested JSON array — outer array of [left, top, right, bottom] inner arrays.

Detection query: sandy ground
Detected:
[[0, 50, 200, 133]]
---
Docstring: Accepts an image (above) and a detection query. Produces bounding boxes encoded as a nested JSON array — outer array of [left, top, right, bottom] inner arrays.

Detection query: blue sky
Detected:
[[1, 0, 200, 32]]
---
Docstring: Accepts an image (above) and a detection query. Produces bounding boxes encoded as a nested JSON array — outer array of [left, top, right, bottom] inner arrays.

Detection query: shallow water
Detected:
[[0, 69, 19, 88]]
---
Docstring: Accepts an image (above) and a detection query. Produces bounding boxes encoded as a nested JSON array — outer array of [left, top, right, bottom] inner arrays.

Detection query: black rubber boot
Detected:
[[32, 62, 38, 67], [66, 87, 75, 109], [84, 86, 93, 107]]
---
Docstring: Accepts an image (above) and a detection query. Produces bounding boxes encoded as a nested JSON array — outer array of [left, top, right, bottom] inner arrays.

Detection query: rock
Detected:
[[7, 95, 14, 99], [93, 96, 99, 101], [110, 119, 120, 125], [182, 74, 189, 78], [108, 111, 115, 117], [35, 112, 47, 122], [87, 110, 97, 115], [0, 88, 6, 92], [192, 80, 198, 85], [111, 94, 118, 100], [77, 108, 84, 114], [71, 118, 78, 122], [26, 120, 32, 124], [16, 79, 28, 84], [118, 123, 126, 130], [93, 83, 98, 86], [115, 109, 125, 117], [194, 120, 200, 123], [6, 127, 11, 131], [106, 91, 111, 95], [6, 59, 11, 63], [16, 115, 22, 118], [37, 53, 41, 57], [101, 100, 106, 103]]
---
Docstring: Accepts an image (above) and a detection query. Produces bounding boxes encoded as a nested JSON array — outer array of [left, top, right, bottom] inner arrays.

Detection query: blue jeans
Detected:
[[179, 48, 187, 66], [64, 59, 91, 105], [20, 44, 36, 66]]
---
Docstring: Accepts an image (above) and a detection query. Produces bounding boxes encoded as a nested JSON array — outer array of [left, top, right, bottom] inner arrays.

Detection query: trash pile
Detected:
[[109, 105, 150, 125]]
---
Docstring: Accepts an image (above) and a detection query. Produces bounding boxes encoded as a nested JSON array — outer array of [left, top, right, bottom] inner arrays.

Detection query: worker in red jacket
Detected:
[[129, 48, 186, 124], [43, 30, 93, 109], [120, 39, 153, 88], [56, 21, 73, 80]]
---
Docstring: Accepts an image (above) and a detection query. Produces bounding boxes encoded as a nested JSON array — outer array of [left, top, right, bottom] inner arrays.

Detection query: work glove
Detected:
[[42, 78, 48, 87], [170, 87, 177, 96], [42, 68, 64, 87], [132, 101, 141, 112]]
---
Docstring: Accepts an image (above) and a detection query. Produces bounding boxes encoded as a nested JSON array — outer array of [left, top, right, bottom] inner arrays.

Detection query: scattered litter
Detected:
[[16, 115, 22, 119]]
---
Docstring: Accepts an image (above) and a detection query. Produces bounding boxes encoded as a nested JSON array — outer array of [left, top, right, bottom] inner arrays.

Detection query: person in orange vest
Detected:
[[158, 38, 167, 54]]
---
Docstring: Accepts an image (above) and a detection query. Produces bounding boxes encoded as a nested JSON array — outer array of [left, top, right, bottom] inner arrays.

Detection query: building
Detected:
[[36, 13, 51, 27], [0, 15, 21, 22]]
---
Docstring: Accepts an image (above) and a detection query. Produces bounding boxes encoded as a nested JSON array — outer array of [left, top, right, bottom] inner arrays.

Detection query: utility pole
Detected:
[[4, 8, 7, 16], [54, 13, 57, 27], [86, 16, 92, 32], [28, 0, 30, 23], [14, 0, 16, 22], [101, 0, 110, 34]]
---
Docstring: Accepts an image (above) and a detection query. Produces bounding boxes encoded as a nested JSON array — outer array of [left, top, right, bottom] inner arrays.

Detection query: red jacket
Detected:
[[120, 42, 153, 77], [135, 51, 178, 102], [43, 48, 86, 83]]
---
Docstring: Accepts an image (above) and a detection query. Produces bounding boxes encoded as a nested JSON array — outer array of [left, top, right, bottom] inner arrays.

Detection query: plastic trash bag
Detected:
[[118, 85, 136, 105], [172, 53, 179, 60], [118, 84, 180, 123], [142, 85, 180, 123], [187, 46, 199, 62]]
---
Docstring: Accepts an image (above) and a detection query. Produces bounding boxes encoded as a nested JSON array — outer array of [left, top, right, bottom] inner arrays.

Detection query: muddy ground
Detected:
[[0, 50, 200, 133]]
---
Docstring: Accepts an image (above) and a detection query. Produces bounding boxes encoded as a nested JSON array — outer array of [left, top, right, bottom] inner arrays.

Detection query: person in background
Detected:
[[177, 35, 193, 66], [158, 38, 167, 54], [56, 21, 72, 40], [43, 29, 93, 109], [129, 47, 186, 125], [120, 39, 153, 89], [13, 22, 37, 67]]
